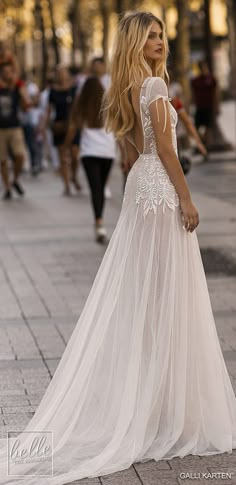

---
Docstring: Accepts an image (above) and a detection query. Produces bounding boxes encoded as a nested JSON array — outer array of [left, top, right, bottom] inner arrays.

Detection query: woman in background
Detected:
[[67, 76, 116, 244], [46, 65, 81, 195]]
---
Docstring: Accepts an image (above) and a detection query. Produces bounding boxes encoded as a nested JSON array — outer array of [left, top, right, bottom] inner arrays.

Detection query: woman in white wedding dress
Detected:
[[1, 11, 236, 485]]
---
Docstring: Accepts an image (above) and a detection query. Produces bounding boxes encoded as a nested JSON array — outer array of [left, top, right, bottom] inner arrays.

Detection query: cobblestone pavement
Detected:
[[0, 149, 236, 484]]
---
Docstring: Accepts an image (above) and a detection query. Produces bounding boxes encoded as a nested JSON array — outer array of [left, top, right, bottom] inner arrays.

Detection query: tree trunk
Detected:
[[175, 0, 191, 108], [35, 0, 48, 88], [203, 0, 213, 71], [115, 0, 123, 15], [99, 0, 109, 64], [48, 0, 60, 65], [75, 1, 89, 69], [68, 1, 77, 67], [227, 0, 236, 97], [201, 0, 232, 151]]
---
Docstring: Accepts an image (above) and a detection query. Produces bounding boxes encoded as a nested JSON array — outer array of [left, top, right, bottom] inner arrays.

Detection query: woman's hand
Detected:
[[197, 141, 208, 157], [180, 197, 199, 232]]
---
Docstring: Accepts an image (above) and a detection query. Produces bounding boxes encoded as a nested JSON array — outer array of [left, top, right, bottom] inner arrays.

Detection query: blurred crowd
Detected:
[[0, 41, 218, 243]]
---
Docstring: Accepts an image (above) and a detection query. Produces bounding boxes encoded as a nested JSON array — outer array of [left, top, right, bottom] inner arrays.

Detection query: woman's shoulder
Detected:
[[144, 76, 169, 102], [145, 76, 168, 89]]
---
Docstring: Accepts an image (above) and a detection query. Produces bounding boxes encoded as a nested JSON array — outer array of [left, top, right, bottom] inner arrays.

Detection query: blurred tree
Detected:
[[68, 0, 78, 67], [115, 0, 123, 14], [35, 0, 48, 87], [175, 0, 191, 107], [99, 0, 110, 63], [203, 0, 213, 71], [48, 0, 60, 64], [227, 0, 236, 96]]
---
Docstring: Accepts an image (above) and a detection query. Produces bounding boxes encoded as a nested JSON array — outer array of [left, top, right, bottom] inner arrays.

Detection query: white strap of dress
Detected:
[[154, 95, 171, 133]]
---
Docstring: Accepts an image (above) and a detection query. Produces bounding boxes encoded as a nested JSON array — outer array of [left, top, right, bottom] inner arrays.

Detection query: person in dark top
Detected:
[[191, 60, 219, 147], [0, 41, 19, 78], [45, 65, 81, 196], [0, 62, 30, 200]]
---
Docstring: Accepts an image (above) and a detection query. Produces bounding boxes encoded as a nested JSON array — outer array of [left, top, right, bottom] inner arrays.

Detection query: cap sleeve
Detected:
[[146, 77, 171, 132]]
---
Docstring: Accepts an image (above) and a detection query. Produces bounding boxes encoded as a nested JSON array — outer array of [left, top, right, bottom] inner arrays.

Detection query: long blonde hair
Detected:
[[103, 11, 169, 139]]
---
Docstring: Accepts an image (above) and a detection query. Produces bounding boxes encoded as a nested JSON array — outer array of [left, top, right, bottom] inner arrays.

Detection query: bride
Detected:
[[1, 10, 236, 485]]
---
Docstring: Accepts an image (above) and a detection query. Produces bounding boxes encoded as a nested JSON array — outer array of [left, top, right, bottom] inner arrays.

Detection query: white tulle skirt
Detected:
[[1, 161, 236, 485]]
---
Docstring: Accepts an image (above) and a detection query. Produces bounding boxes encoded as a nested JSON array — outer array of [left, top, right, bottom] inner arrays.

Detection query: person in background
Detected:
[[66, 76, 116, 244], [0, 61, 30, 200], [90, 57, 110, 91], [90, 57, 113, 200], [27, 91, 44, 175], [0, 41, 19, 78], [169, 82, 207, 158], [40, 77, 59, 170], [191, 60, 219, 148], [20, 76, 41, 175], [45, 64, 81, 196]]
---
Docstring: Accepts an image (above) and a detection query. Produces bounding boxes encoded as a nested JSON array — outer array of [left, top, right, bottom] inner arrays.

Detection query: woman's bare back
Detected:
[[129, 84, 145, 154]]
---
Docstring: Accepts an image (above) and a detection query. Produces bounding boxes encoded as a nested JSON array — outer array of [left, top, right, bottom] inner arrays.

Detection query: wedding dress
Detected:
[[1, 76, 236, 485]]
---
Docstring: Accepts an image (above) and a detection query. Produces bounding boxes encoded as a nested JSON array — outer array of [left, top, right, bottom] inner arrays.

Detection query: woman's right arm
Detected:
[[64, 94, 81, 147], [149, 98, 199, 232]]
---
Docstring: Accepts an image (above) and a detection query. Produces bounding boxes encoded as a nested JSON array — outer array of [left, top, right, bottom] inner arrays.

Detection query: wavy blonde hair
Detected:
[[103, 11, 169, 139]]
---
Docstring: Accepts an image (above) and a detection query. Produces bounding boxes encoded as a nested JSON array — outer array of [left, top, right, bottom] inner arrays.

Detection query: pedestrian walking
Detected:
[[0, 41, 19, 78], [40, 77, 59, 170], [46, 64, 81, 195], [20, 78, 42, 175], [168, 77, 207, 173], [90, 57, 113, 199], [0, 62, 30, 200], [191, 60, 219, 148], [66, 76, 116, 244], [27, 91, 44, 175], [1, 11, 236, 485]]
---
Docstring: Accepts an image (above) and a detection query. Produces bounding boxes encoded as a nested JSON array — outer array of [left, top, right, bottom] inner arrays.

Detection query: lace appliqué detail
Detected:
[[134, 91, 179, 217], [134, 157, 179, 218], [123, 78, 180, 217]]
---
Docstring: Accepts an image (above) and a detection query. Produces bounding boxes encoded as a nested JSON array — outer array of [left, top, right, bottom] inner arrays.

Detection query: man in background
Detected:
[[0, 62, 30, 199]]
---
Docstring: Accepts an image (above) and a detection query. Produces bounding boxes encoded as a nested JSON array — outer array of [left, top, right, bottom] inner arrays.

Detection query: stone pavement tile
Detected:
[[215, 313, 236, 350], [198, 451, 236, 467], [3, 413, 33, 426], [166, 455, 206, 472], [65, 478, 100, 484], [27, 315, 74, 328], [0, 267, 22, 319], [192, 193, 236, 221], [207, 466, 236, 476], [224, 359, 236, 379], [4, 322, 41, 360], [27, 393, 45, 406], [0, 318, 25, 326], [207, 277, 236, 312], [0, 395, 30, 407], [0, 246, 49, 318], [134, 461, 181, 484], [44, 358, 61, 376], [1, 405, 37, 414], [199, 234, 236, 252], [17, 246, 72, 317], [100, 466, 141, 484], [177, 479, 236, 485], [134, 459, 170, 472], [28, 321, 66, 357], [56, 322, 77, 343], [0, 389, 26, 396]]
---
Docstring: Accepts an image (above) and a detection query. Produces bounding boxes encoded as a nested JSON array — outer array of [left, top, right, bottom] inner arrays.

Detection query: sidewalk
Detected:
[[0, 151, 236, 484]]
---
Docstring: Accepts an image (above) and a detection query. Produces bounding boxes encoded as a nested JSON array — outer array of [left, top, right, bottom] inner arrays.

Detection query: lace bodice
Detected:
[[124, 77, 180, 217]]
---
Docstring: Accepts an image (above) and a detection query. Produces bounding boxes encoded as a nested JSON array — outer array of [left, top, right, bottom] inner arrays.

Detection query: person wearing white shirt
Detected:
[[66, 76, 116, 244]]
